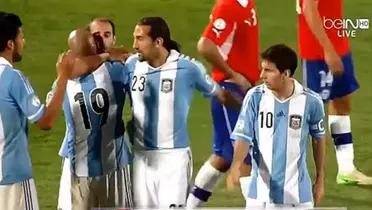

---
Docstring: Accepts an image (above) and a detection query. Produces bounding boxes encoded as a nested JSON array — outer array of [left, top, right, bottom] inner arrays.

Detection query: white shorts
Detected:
[[0, 178, 39, 210], [57, 158, 133, 210], [133, 147, 192, 208], [245, 198, 313, 209]]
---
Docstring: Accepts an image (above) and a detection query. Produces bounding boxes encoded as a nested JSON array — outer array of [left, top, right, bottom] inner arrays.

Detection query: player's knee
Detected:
[[329, 95, 352, 115], [209, 155, 231, 172]]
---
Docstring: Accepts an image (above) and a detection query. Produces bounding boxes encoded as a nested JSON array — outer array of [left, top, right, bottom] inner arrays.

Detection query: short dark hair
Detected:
[[90, 17, 116, 36], [138, 16, 180, 52], [0, 12, 22, 52], [261, 44, 298, 76]]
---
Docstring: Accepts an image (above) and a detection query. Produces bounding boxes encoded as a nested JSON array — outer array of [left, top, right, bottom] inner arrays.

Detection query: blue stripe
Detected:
[[248, 92, 263, 199], [332, 133, 353, 145], [63, 93, 76, 159], [80, 75, 103, 176], [299, 97, 313, 203], [144, 71, 160, 149], [270, 101, 289, 204], [173, 61, 191, 148], [105, 62, 126, 139]]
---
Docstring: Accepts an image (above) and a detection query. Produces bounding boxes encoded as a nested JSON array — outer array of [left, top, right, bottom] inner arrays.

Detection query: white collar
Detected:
[[144, 49, 180, 70], [264, 79, 304, 103], [0, 56, 13, 67]]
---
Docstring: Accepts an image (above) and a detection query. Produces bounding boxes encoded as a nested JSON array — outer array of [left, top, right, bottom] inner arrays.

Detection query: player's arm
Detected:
[[199, 5, 251, 90], [10, 53, 72, 130], [302, 0, 343, 75], [70, 48, 131, 78], [227, 92, 256, 190], [309, 96, 326, 206], [191, 59, 242, 109], [36, 53, 73, 130], [312, 136, 325, 206]]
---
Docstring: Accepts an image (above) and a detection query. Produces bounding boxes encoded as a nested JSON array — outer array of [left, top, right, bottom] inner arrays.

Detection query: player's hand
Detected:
[[312, 179, 324, 206], [226, 163, 241, 191], [56, 51, 74, 79], [107, 46, 131, 61], [324, 49, 344, 77], [230, 72, 252, 92], [217, 89, 243, 111]]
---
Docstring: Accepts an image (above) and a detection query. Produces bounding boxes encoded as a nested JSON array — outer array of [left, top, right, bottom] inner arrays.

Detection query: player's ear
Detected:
[[155, 37, 164, 46], [284, 69, 290, 77], [7, 40, 14, 50]]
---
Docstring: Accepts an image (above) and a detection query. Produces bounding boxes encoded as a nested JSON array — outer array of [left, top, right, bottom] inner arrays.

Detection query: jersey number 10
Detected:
[[74, 88, 110, 129]]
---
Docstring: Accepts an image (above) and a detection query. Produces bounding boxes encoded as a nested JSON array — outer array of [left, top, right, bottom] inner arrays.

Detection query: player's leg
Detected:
[[57, 158, 72, 210], [329, 53, 372, 185], [187, 82, 251, 208], [100, 165, 133, 208], [70, 175, 95, 210], [0, 178, 39, 210], [157, 149, 192, 208], [133, 151, 157, 208]]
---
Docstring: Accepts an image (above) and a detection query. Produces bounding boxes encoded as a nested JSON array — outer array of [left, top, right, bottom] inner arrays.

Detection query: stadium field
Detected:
[[2, 0, 372, 209]]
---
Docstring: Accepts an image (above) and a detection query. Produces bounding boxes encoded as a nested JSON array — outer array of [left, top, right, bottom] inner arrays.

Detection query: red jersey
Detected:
[[202, 0, 260, 84], [298, 0, 350, 60]]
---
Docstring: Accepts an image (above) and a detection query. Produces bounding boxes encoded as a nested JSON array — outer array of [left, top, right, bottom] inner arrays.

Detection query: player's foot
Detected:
[[337, 169, 372, 185]]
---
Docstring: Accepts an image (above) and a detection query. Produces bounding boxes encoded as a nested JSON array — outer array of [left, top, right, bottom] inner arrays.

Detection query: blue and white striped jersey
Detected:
[[53, 62, 132, 177], [231, 80, 325, 205], [126, 50, 220, 150], [0, 57, 45, 185]]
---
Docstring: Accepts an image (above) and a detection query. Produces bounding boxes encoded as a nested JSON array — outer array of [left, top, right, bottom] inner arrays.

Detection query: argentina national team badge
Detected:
[[289, 114, 302, 130], [161, 78, 173, 93]]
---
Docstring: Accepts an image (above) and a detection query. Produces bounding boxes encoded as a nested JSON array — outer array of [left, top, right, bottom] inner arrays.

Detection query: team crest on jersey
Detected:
[[289, 114, 302, 130], [161, 79, 173, 93]]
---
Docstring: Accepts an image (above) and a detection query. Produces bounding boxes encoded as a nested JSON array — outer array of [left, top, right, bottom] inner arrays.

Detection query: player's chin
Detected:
[[138, 54, 145, 61]]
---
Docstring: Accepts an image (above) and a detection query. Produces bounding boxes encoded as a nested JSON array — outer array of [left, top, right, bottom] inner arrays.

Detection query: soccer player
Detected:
[[297, 0, 372, 184], [52, 28, 133, 210], [227, 44, 326, 208], [187, 0, 260, 207], [0, 11, 71, 210], [127, 16, 240, 208], [56, 17, 122, 210]]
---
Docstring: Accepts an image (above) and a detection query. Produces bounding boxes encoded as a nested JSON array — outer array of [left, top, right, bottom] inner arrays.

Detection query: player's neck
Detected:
[[0, 52, 13, 65], [272, 79, 295, 101], [148, 49, 170, 68]]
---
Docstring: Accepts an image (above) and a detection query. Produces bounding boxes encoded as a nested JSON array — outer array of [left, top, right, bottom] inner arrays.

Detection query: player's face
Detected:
[[12, 28, 25, 62], [260, 59, 287, 91], [132, 25, 157, 62], [90, 21, 115, 50]]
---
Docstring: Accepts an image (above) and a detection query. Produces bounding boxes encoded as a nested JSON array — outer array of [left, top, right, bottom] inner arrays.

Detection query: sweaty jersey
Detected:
[[231, 80, 325, 204], [126, 50, 220, 150], [297, 0, 350, 59], [202, 0, 260, 84], [0, 57, 45, 185], [54, 62, 132, 177]]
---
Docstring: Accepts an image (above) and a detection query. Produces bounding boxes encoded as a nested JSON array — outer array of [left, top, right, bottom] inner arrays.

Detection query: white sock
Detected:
[[328, 115, 355, 173], [186, 161, 223, 208], [239, 176, 251, 206]]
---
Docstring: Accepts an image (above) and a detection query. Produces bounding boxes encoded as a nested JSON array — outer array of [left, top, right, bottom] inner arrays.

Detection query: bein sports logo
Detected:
[[323, 17, 369, 38]]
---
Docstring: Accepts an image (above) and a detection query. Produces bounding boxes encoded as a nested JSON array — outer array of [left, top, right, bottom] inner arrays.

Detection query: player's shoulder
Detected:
[[248, 84, 265, 96], [125, 54, 139, 66], [303, 87, 323, 105], [178, 53, 206, 72]]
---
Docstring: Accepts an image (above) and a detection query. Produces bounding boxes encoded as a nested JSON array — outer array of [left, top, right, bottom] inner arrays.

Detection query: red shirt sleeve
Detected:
[[202, 3, 237, 46]]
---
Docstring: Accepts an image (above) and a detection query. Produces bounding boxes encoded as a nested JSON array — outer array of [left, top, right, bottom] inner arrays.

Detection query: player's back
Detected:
[[127, 51, 218, 151], [62, 62, 131, 177], [245, 81, 324, 204], [0, 60, 44, 184], [203, 0, 260, 83], [297, 0, 349, 59]]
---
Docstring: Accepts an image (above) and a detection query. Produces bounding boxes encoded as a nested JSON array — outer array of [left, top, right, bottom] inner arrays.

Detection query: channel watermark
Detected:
[[323, 17, 369, 38]]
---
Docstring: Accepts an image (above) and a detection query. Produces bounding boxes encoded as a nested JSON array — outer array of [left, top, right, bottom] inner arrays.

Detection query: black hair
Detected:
[[138, 16, 180, 52], [0, 12, 22, 52], [261, 44, 298, 76]]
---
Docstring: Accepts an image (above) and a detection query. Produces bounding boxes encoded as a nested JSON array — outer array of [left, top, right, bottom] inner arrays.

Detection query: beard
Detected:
[[12, 50, 22, 62]]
